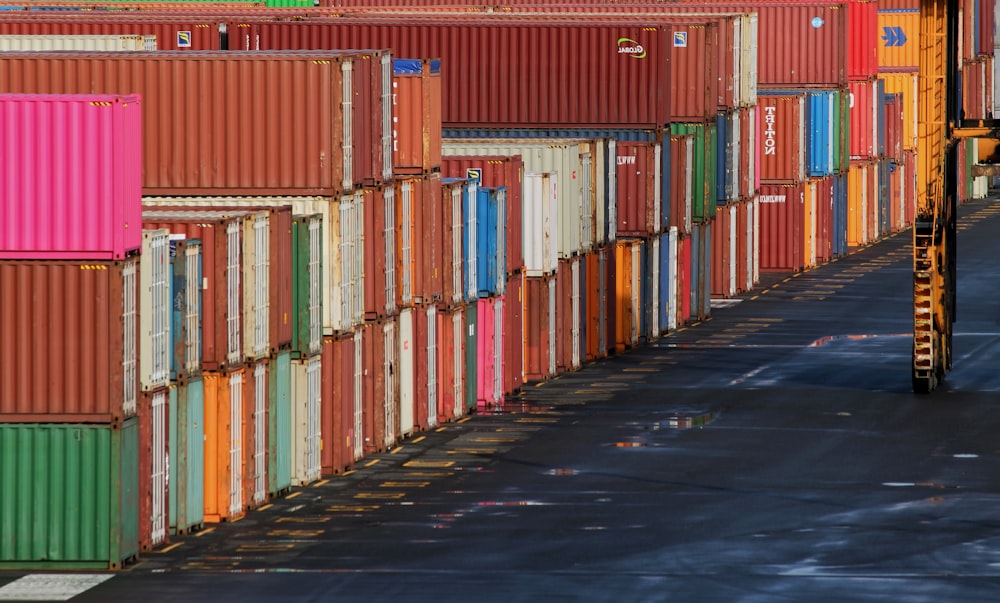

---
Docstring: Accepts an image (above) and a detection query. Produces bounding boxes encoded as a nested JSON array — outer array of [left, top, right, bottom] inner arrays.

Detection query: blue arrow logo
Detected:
[[881, 26, 908, 47]]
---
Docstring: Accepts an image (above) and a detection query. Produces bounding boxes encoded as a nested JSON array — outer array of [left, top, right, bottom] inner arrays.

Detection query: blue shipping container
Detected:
[[808, 91, 836, 177], [475, 186, 507, 298]]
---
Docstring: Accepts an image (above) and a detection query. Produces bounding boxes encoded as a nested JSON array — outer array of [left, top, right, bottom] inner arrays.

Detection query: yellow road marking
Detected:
[[403, 459, 455, 468], [237, 543, 296, 552], [155, 542, 183, 553], [267, 529, 325, 538], [411, 436, 427, 443], [286, 491, 302, 500], [380, 481, 430, 488], [355, 491, 407, 500], [312, 479, 330, 487], [276, 516, 332, 523], [364, 459, 381, 467]]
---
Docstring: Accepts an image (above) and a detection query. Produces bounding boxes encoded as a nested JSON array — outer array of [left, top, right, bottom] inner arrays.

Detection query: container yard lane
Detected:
[[5, 197, 1000, 602]]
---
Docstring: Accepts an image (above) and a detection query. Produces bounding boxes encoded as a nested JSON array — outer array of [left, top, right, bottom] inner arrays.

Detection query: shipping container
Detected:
[[268, 350, 292, 496], [291, 355, 322, 486], [0, 50, 392, 196], [521, 171, 559, 277], [169, 237, 203, 382], [463, 301, 479, 413], [472, 185, 507, 298], [0, 16, 225, 50], [169, 377, 205, 537], [140, 230, 171, 393], [849, 78, 881, 159], [711, 204, 737, 298], [321, 334, 358, 476], [806, 89, 846, 177], [583, 250, 603, 361], [410, 304, 440, 429], [243, 358, 269, 510], [832, 173, 849, 258], [441, 155, 525, 274], [0, 258, 138, 424], [556, 257, 583, 371], [758, 91, 806, 183], [848, 0, 879, 80], [202, 368, 246, 523], [670, 122, 717, 222], [0, 93, 141, 260], [848, 159, 873, 246], [399, 307, 416, 435], [234, 18, 673, 128], [668, 134, 695, 234], [290, 214, 324, 359], [475, 296, 505, 413], [361, 317, 399, 454], [878, 71, 918, 151], [616, 140, 663, 237], [138, 387, 169, 552], [691, 221, 712, 321], [523, 275, 556, 382], [877, 8, 919, 70], [759, 183, 805, 272], [0, 420, 139, 569], [677, 234, 692, 325], [440, 177, 466, 307], [738, 104, 760, 199], [438, 304, 466, 422], [963, 57, 990, 120], [813, 176, 835, 264], [503, 271, 525, 397], [397, 174, 442, 307], [392, 58, 442, 175], [0, 33, 156, 50], [614, 239, 641, 352]]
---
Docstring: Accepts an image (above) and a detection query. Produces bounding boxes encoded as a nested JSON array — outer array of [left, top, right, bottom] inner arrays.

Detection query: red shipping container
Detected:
[[361, 317, 399, 454], [0, 258, 139, 424], [555, 256, 584, 372], [963, 58, 988, 121], [0, 16, 227, 50], [711, 203, 736, 299], [138, 386, 168, 553], [0, 50, 387, 196], [476, 296, 505, 413], [884, 93, 904, 162], [142, 210, 245, 372], [678, 233, 692, 325], [235, 18, 673, 128], [437, 304, 465, 422], [392, 58, 443, 175], [503, 271, 525, 397], [441, 155, 524, 274], [669, 134, 695, 235], [739, 104, 760, 200], [849, 78, 878, 159], [759, 182, 805, 272], [524, 275, 555, 382], [412, 304, 440, 430], [241, 358, 269, 512], [978, 0, 997, 58], [617, 141, 660, 236], [358, 185, 392, 320], [759, 92, 806, 183], [0, 93, 142, 260], [321, 334, 358, 476], [397, 173, 444, 307], [848, 0, 879, 80]]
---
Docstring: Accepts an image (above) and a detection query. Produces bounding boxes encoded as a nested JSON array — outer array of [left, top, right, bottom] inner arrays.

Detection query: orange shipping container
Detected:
[[847, 160, 871, 247], [202, 368, 247, 524], [437, 305, 466, 422], [523, 275, 555, 383], [614, 240, 641, 354], [392, 58, 442, 175], [877, 9, 919, 70], [321, 334, 360, 476], [878, 72, 917, 151]]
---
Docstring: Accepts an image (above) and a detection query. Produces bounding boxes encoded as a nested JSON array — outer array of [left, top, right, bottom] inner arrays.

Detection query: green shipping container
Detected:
[[291, 214, 324, 359], [168, 379, 205, 536], [464, 302, 478, 414], [268, 351, 292, 496], [0, 420, 139, 569], [837, 90, 850, 173], [670, 122, 717, 223]]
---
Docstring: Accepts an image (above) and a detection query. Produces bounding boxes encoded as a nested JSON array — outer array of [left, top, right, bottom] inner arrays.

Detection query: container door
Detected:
[[493, 297, 504, 408], [452, 309, 465, 418], [253, 362, 267, 507], [426, 305, 439, 428], [185, 243, 203, 375], [228, 371, 244, 518], [307, 219, 322, 356], [547, 278, 556, 377], [383, 320, 398, 449], [400, 181, 414, 306], [630, 243, 641, 345], [571, 259, 582, 368], [384, 186, 398, 316], [226, 221, 242, 367], [268, 352, 292, 496], [399, 308, 415, 436], [352, 332, 364, 461], [141, 230, 170, 391], [150, 388, 168, 548]]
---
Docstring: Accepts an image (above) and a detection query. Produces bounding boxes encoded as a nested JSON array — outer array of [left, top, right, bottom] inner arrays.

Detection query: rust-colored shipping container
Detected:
[[441, 155, 524, 275], [963, 58, 989, 121], [440, 177, 466, 308], [242, 358, 269, 511], [759, 182, 805, 272], [814, 176, 835, 264], [678, 234, 692, 325], [503, 271, 525, 397], [397, 174, 443, 307], [0, 50, 390, 196], [603, 244, 618, 356], [758, 92, 806, 183], [0, 16, 226, 50], [614, 239, 641, 353], [669, 134, 694, 235], [408, 304, 439, 431], [616, 140, 660, 237], [437, 304, 466, 422], [583, 249, 605, 362], [0, 258, 139, 424], [142, 210, 245, 372], [523, 274, 555, 383], [392, 58, 442, 175], [711, 203, 736, 298], [354, 185, 392, 320], [556, 257, 583, 372], [738, 104, 759, 200], [232, 17, 673, 127], [202, 368, 246, 524], [321, 334, 358, 476], [138, 386, 168, 553], [361, 317, 399, 455]]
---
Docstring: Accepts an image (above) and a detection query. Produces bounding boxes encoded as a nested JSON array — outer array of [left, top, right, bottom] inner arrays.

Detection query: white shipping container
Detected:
[[451, 307, 465, 420], [570, 258, 581, 370], [252, 360, 267, 507], [383, 318, 399, 449], [398, 308, 415, 437], [426, 305, 438, 428], [150, 387, 168, 548], [291, 356, 322, 487], [243, 211, 271, 361], [522, 172, 559, 277], [352, 330, 364, 462], [727, 204, 738, 297], [228, 370, 244, 519], [0, 34, 157, 51], [140, 229, 171, 392]]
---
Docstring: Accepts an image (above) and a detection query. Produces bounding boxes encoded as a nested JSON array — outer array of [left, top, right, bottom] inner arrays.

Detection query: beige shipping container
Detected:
[[0, 34, 156, 51]]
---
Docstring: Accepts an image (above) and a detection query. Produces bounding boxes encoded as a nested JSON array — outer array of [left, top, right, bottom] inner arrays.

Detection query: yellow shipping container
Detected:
[[804, 180, 817, 269], [877, 9, 919, 70], [878, 72, 918, 150]]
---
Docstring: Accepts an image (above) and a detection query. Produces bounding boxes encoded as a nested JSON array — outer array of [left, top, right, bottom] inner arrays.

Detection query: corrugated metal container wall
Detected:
[[437, 305, 466, 422], [847, 159, 871, 246], [583, 250, 602, 361], [669, 134, 694, 234], [414, 304, 439, 429], [977, 0, 996, 57], [0, 259, 138, 424], [877, 9, 919, 69], [849, 78, 880, 159], [0, 51, 392, 196], [202, 368, 245, 524], [555, 257, 583, 372], [758, 183, 805, 272], [883, 93, 904, 162], [0, 93, 142, 260], [670, 122, 717, 223], [399, 308, 416, 435], [711, 204, 737, 298], [238, 19, 673, 127], [963, 58, 989, 120], [361, 317, 398, 454], [142, 210, 245, 372], [0, 17, 224, 50], [523, 275, 555, 383], [321, 335, 356, 476], [392, 58, 442, 176], [357, 186, 391, 319], [814, 177, 836, 264], [0, 34, 156, 51], [474, 186, 507, 298], [169, 238, 203, 382], [807, 90, 837, 177], [291, 214, 324, 359], [0, 420, 139, 569], [441, 155, 525, 274], [141, 230, 172, 392], [143, 197, 338, 337], [521, 171, 559, 277], [614, 239, 641, 353], [440, 178, 465, 307], [503, 271, 525, 397], [667, 20, 717, 121], [878, 72, 918, 151], [616, 140, 661, 237], [169, 377, 204, 537], [397, 176, 439, 307], [291, 355, 322, 485], [758, 92, 806, 183], [849, 0, 879, 80], [268, 351, 292, 496]]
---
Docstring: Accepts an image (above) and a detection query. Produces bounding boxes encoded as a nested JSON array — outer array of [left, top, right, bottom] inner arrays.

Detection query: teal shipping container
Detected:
[[169, 379, 204, 536], [268, 351, 292, 496], [0, 420, 139, 569]]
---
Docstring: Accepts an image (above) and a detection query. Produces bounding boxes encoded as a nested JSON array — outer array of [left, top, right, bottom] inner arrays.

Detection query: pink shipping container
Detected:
[[616, 140, 661, 237], [142, 210, 245, 372], [475, 296, 505, 413], [233, 17, 673, 127], [392, 58, 443, 175], [503, 271, 525, 397], [441, 155, 524, 274], [0, 94, 142, 260], [758, 182, 805, 272], [0, 50, 388, 196], [0, 258, 139, 424], [849, 78, 879, 159], [669, 134, 695, 235], [397, 173, 444, 307], [0, 16, 226, 50], [758, 92, 806, 184], [524, 274, 555, 383], [321, 334, 359, 476]]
